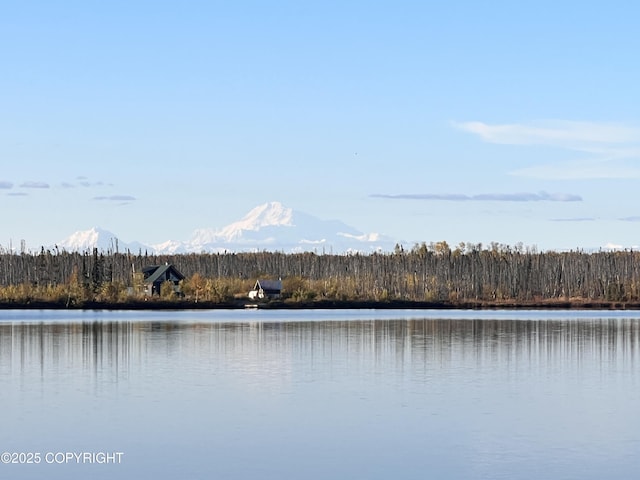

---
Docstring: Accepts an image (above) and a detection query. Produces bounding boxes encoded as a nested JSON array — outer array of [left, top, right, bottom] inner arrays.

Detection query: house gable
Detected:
[[143, 264, 185, 295]]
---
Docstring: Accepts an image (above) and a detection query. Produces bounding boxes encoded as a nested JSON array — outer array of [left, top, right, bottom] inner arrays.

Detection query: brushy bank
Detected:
[[1, 243, 640, 308]]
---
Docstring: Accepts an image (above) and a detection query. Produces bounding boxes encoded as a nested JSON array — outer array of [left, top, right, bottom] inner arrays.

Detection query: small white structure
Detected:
[[248, 279, 282, 300]]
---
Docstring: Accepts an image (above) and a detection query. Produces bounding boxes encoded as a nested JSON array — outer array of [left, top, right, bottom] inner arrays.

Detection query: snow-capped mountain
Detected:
[[58, 202, 397, 254], [189, 201, 297, 246], [58, 227, 148, 253], [184, 202, 382, 252]]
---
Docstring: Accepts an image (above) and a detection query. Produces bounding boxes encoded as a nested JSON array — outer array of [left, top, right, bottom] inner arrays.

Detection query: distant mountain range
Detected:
[[57, 202, 397, 254], [57, 227, 148, 254]]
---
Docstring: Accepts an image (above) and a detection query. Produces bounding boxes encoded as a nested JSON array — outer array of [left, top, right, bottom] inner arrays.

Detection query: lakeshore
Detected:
[[1, 298, 639, 310]]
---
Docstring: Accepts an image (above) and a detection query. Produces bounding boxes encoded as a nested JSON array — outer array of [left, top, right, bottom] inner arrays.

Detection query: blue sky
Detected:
[[2, 1, 640, 251]]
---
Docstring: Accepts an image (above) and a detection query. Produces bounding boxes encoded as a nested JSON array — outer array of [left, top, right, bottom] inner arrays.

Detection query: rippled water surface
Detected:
[[1, 309, 640, 479]]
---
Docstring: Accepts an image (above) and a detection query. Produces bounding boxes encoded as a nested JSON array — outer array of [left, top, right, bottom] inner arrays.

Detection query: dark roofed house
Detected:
[[143, 263, 185, 296], [248, 279, 282, 300]]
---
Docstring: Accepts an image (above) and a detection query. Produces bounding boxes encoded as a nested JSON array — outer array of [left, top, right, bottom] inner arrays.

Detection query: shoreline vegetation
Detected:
[[1, 298, 639, 311], [1, 242, 640, 310]]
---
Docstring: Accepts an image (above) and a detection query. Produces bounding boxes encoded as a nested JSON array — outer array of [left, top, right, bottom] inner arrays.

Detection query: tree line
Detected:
[[0, 242, 639, 305]]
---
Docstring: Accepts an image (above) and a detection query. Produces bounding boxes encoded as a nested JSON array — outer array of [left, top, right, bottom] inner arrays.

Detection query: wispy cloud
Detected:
[[62, 177, 109, 188], [550, 217, 596, 222], [551, 216, 640, 223], [20, 181, 49, 189], [93, 195, 136, 202], [7, 192, 28, 196], [80, 180, 105, 187], [510, 159, 640, 180], [371, 192, 582, 202], [0, 181, 13, 189], [454, 120, 640, 147], [454, 120, 640, 179]]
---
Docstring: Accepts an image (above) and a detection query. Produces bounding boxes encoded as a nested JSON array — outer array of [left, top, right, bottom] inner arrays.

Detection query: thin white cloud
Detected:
[[20, 181, 50, 189], [511, 158, 640, 179], [454, 120, 640, 147], [7, 192, 28, 196], [61, 177, 110, 188], [550, 217, 596, 222], [454, 120, 640, 179], [0, 181, 13, 189], [371, 192, 582, 202], [93, 195, 136, 201], [620, 216, 640, 222]]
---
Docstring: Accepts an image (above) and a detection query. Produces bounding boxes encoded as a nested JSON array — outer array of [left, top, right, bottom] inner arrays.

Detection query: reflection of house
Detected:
[[142, 264, 185, 296], [248, 279, 282, 300]]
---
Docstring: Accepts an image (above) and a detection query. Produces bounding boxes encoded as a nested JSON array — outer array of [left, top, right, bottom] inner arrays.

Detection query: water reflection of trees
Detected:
[[1, 318, 639, 382]]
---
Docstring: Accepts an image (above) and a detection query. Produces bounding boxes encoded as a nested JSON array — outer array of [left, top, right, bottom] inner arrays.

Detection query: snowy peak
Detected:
[[58, 227, 146, 253], [190, 201, 361, 248], [59, 227, 116, 251], [239, 201, 294, 230], [184, 201, 392, 252], [56, 202, 397, 254], [215, 201, 294, 242]]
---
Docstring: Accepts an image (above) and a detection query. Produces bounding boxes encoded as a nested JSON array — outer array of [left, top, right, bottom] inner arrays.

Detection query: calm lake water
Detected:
[[1, 309, 640, 480]]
